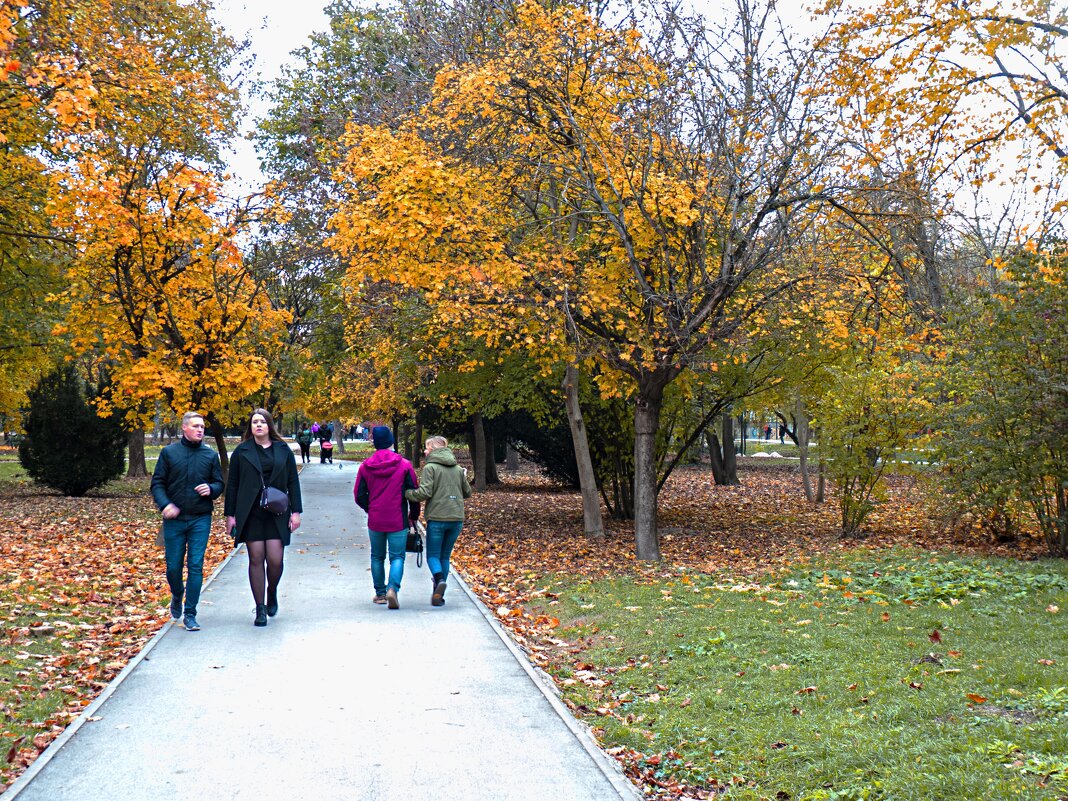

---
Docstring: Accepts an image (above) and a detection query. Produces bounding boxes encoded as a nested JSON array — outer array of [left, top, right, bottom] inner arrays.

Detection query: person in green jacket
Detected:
[[405, 436, 473, 606], [296, 424, 313, 464]]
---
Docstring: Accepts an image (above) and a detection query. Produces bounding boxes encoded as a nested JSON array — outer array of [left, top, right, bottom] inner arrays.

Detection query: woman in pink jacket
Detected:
[[354, 426, 419, 608]]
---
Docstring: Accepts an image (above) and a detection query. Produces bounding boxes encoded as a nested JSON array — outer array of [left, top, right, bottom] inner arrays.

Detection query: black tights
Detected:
[[246, 539, 284, 605]]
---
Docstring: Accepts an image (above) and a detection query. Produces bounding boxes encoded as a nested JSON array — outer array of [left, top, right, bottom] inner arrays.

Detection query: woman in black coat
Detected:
[[225, 409, 303, 627]]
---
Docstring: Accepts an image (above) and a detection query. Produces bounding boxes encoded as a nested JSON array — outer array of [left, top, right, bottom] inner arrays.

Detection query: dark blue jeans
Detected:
[[425, 520, 463, 580], [163, 515, 212, 615], [368, 529, 407, 595]]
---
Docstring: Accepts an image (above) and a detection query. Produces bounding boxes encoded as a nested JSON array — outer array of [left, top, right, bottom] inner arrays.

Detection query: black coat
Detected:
[[150, 438, 224, 519], [224, 440, 303, 546]]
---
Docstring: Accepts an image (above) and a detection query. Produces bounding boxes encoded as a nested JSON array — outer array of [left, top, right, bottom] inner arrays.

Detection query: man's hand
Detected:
[[162, 503, 180, 520], [194, 483, 211, 497]]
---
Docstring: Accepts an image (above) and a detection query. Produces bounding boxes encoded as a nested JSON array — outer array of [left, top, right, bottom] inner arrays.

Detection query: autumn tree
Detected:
[[42, 0, 287, 473], [329, 0, 842, 559], [0, 0, 102, 418]]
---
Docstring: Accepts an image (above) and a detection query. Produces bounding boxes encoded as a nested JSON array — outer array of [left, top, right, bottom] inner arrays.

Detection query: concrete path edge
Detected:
[[2, 545, 242, 800], [451, 570, 642, 801], [4, 541, 642, 801]]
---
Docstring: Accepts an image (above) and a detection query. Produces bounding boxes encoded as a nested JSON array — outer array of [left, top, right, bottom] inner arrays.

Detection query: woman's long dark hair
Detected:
[[242, 408, 284, 442]]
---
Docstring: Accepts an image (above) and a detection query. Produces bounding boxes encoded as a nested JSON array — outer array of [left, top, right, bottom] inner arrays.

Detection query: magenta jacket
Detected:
[[354, 449, 420, 532]]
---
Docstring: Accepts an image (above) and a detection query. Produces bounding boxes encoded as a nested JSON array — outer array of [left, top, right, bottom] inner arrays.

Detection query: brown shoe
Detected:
[[385, 588, 399, 609], [373, 594, 387, 605]]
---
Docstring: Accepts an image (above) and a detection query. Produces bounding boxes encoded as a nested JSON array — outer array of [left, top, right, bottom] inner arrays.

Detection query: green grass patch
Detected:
[[0, 460, 28, 486], [537, 548, 1068, 800]]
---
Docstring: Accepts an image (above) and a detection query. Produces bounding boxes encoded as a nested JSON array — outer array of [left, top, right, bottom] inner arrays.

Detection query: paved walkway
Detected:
[[8, 463, 637, 800]]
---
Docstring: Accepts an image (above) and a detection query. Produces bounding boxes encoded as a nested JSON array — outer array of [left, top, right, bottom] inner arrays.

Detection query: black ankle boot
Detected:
[[266, 590, 278, 617], [254, 604, 268, 626]]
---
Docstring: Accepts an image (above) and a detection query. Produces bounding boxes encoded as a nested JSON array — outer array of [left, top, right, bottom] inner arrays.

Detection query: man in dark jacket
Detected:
[[150, 412, 224, 632]]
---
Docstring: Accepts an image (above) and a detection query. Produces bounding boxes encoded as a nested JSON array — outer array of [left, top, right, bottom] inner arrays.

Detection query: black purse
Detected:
[[254, 445, 289, 516], [406, 520, 425, 567]]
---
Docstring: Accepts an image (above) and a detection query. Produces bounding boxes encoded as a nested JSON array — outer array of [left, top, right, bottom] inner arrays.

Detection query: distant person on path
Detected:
[[225, 409, 303, 627], [296, 423, 313, 464], [405, 436, 472, 606], [319, 421, 334, 464], [354, 425, 419, 609], [150, 411, 224, 632]]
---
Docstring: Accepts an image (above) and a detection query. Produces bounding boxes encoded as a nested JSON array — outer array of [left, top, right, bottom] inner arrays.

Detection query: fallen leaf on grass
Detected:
[[966, 693, 987, 704]]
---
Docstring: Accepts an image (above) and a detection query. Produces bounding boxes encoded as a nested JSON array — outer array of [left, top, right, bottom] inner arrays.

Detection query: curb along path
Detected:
[[8, 462, 638, 801]]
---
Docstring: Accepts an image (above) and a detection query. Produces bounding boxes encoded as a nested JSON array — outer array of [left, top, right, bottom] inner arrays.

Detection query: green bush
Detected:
[[18, 366, 126, 496], [936, 251, 1068, 555]]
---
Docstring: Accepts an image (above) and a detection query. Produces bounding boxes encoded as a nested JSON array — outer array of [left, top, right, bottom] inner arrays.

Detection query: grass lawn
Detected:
[[534, 548, 1068, 800]]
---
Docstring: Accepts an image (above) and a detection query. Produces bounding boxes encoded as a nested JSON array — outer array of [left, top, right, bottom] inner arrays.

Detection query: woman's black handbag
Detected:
[[407, 521, 425, 567], [254, 446, 289, 515], [260, 485, 290, 515]]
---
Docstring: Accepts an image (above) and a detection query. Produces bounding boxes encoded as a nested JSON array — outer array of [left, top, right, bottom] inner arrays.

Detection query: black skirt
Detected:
[[241, 502, 283, 543]]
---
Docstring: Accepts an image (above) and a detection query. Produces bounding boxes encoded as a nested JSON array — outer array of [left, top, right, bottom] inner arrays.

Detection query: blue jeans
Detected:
[[163, 515, 212, 615], [368, 529, 408, 595], [425, 520, 463, 580]]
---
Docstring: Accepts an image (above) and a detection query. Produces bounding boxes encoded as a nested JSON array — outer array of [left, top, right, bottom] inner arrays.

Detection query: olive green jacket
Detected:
[[405, 447, 472, 521]]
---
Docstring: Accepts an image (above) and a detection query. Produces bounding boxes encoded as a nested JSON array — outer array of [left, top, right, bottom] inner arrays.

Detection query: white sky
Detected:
[[206, 0, 835, 193], [211, 0, 329, 194]]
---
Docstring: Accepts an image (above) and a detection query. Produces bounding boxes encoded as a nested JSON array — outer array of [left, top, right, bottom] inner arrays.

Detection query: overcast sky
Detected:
[[207, 0, 833, 193], [211, 0, 329, 193]]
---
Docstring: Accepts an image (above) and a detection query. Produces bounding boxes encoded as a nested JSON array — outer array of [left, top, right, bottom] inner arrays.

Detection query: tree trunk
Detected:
[[391, 416, 401, 453], [707, 413, 740, 487], [413, 419, 423, 468], [126, 429, 148, 478], [708, 431, 726, 484], [471, 412, 487, 492], [562, 363, 604, 538], [334, 420, 346, 455], [207, 413, 229, 480], [736, 414, 747, 455], [484, 433, 500, 485], [404, 423, 415, 462], [797, 399, 816, 503], [633, 380, 666, 561], [720, 412, 739, 485], [505, 443, 519, 471]]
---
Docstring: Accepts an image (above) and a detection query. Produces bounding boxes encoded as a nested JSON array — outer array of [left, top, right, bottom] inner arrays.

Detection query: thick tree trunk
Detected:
[[505, 443, 519, 471], [720, 412, 739, 485], [708, 431, 726, 484], [471, 412, 487, 492], [633, 382, 666, 561], [707, 413, 740, 486], [562, 363, 604, 538], [207, 413, 229, 480], [126, 429, 148, 478], [484, 433, 500, 485], [404, 423, 415, 462], [334, 420, 346, 455], [736, 414, 747, 455]]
